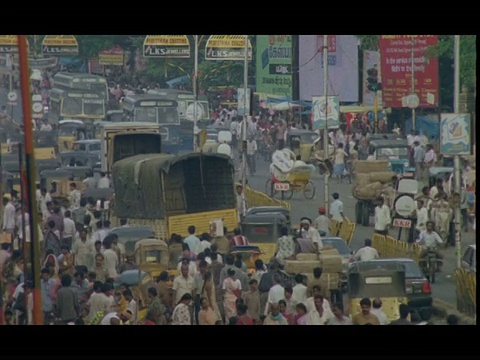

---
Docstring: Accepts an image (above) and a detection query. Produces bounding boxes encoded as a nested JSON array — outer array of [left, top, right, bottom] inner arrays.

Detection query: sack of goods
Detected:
[[295, 253, 319, 261], [354, 182, 384, 199], [319, 254, 343, 274], [319, 248, 340, 257], [352, 160, 389, 173], [284, 260, 322, 274], [302, 272, 340, 290]]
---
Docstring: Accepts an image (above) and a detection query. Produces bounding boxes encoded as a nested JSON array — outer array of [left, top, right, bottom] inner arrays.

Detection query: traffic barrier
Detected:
[[239, 183, 291, 211], [328, 219, 356, 246], [456, 268, 476, 317], [372, 234, 421, 262]]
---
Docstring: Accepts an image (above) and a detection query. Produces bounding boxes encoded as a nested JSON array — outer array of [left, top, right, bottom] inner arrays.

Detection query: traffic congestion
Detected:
[[0, 34, 476, 325]]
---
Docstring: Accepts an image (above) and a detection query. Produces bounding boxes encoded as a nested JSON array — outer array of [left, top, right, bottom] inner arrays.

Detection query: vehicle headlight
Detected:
[[387, 162, 392, 168], [404, 162, 409, 167]]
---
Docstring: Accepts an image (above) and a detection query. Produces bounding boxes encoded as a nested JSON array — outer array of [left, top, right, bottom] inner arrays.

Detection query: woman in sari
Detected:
[[57, 245, 75, 276], [42, 250, 59, 279], [222, 268, 242, 323], [294, 303, 308, 325], [201, 271, 222, 324], [198, 297, 217, 325], [171, 293, 193, 325], [279, 299, 294, 325]]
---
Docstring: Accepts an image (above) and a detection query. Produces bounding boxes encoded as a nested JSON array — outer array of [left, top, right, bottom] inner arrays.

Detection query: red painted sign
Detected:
[[379, 35, 439, 108], [392, 218, 412, 228]]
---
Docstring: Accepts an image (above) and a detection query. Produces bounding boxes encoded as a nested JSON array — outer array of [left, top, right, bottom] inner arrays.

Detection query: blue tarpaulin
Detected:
[[404, 115, 440, 140], [166, 75, 190, 88]]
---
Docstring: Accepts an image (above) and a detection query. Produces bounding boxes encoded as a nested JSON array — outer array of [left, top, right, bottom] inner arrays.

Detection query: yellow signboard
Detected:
[[42, 35, 79, 56], [99, 47, 124, 65], [205, 35, 252, 61], [143, 35, 190, 58], [0, 35, 29, 54]]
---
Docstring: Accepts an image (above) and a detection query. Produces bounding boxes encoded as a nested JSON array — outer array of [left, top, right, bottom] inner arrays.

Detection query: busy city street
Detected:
[[0, 34, 476, 326]]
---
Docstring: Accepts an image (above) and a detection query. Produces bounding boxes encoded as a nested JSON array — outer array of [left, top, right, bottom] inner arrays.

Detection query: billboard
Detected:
[[143, 35, 191, 58], [0, 35, 29, 53], [205, 35, 252, 61], [312, 96, 340, 130], [379, 35, 439, 108], [299, 35, 359, 102], [440, 113, 471, 155], [363, 50, 383, 107], [42, 35, 79, 56], [255, 35, 292, 98]]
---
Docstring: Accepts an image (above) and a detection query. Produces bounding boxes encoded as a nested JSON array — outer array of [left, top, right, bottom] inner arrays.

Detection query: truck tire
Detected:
[[361, 201, 370, 227], [355, 201, 363, 224]]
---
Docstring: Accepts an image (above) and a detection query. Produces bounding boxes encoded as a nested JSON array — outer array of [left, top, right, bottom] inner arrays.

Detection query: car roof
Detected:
[[59, 119, 85, 125], [73, 140, 101, 144], [369, 139, 409, 148]]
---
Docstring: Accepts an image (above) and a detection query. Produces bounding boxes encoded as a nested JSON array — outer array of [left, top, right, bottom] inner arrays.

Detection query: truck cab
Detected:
[[100, 122, 163, 174]]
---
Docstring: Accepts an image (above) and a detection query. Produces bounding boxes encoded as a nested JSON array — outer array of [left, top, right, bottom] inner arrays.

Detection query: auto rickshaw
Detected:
[[285, 129, 319, 163], [132, 238, 175, 321], [428, 167, 454, 188], [112, 226, 156, 262], [57, 119, 87, 152], [245, 206, 291, 227], [240, 212, 289, 264], [228, 245, 262, 273], [346, 261, 408, 322], [39, 169, 75, 195], [34, 131, 58, 160]]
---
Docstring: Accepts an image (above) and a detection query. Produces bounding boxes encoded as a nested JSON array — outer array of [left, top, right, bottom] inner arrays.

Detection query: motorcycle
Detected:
[[419, 248, 442, 283]]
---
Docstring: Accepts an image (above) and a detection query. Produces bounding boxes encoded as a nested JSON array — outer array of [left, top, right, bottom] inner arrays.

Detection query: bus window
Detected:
[[84, 100, 105, 116], [135, 108, 157, 122], [62, 98, 82, 116]]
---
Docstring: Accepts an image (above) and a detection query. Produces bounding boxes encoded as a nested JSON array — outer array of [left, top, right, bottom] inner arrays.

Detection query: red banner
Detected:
[[379, 35, 439, 108]]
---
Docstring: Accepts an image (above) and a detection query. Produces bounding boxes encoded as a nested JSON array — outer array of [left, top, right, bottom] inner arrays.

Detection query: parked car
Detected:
[[360, 258, 433, 316], [461, 245, 476, 273]]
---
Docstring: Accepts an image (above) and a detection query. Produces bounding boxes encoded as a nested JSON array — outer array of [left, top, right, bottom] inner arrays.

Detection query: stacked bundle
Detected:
[[353, 171, 396, 200]]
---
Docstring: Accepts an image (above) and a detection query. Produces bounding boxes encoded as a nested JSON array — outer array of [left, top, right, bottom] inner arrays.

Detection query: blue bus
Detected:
[[147, 89, 210, 151], [122, 94, 181, 153]]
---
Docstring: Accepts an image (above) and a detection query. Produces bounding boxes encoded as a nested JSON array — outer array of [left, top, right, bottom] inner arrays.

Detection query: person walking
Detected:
[[413, 141, 425, 181], [374, 197, 391, 236]]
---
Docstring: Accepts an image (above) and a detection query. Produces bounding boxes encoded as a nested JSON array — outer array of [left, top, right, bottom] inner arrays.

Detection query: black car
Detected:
[[366, 258, 433, 315]]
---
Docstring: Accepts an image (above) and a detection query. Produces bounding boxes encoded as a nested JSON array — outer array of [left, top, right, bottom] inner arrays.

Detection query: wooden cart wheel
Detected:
[[303, 180, 316, 200]]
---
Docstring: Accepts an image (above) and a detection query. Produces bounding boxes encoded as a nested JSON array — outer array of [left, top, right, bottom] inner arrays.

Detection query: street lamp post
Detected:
[[193, 35, 199, 151], [323, 35, 330, 215], [241, 35, 249, 205], [453, 35, 462, 269]]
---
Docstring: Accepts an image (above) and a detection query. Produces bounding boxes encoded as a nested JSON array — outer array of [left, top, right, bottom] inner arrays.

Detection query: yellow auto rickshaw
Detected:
[[58, 119, 87, 152], [346, 261, 409, 322], [285, 129, 319, 163], [228, 245, 262, 273], [133, 238, 174, 321]]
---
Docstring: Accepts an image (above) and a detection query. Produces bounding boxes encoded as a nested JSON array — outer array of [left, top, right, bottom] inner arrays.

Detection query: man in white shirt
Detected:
[[172, 264, 196, 305], [102, 235, 119, 279], [292, 274, 308, 304], [72, 228, 95, 270], [300, 218, 323, 252], [123, 289, 138, 324], [39, 188, 52, 222], [264, 274, 285, 316], [374, 197, 391, 236], [97, 172, 110, 189], [246, 137, 257, 175], [354, 239, 379, 262], [329, 192, 345, 223], [2, 197, 16, 243], [183, 225, 201, 255], [406, 130, 415, 147], [415, 199, 429, 233], [314, 207, 329, 236], [62, 210, 76, 246], [371, 298, 389, 325]]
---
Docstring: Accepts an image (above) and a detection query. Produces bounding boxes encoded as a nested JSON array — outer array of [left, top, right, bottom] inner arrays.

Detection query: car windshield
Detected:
[[376, 147, 409, 160], [374, 260, 423, 278], [322, 239, 350, 255], [89, 143, 101, 151]]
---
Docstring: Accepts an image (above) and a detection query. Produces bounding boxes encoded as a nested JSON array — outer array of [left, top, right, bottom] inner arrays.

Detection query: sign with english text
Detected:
[[379, 35, 439, 108], [205, 35, 252, 61], [440, 113, 471, 155], [143, 35, 191, 58], [42, 35, 79, 56]]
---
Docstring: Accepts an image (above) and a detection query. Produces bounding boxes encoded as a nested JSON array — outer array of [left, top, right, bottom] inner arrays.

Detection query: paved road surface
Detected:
[[237, 154, 475, 308]]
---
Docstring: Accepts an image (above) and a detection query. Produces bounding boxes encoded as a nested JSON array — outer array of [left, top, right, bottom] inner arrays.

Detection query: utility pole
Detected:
[[453, 35, 462, 269], [193, 35, 199, 152], [17, 35, 43, 325], [411, 36, 416, 131], [241, 35, 249, 211], [323, 35, 329, 215]]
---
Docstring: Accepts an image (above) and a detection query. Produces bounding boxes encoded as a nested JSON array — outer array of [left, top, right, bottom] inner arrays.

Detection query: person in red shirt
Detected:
[[140, 309, 157, 325], [230, 227, 249, 247], [236, 303, 254, 325]]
